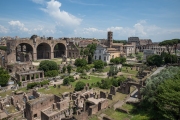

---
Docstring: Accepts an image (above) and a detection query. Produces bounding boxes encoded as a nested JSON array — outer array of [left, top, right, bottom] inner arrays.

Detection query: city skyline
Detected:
[[0, 0, 180, 41]]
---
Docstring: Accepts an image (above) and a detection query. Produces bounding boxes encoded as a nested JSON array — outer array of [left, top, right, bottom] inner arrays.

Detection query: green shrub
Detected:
[[45, 70, 58, 77], [63, 77, 70, 85], [75, 81, 86, 91]]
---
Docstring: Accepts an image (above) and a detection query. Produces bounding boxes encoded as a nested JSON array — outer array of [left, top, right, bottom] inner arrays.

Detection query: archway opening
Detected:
[[54, 43, 66, 58], [16, 43, 33, 62], [37, 43, 51, 59]]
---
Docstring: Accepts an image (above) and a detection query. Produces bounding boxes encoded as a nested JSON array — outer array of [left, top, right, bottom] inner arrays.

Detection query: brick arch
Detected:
[[16, 43, 34, 62], [53, 42, 66, 58], [36, 42, 51, 59]]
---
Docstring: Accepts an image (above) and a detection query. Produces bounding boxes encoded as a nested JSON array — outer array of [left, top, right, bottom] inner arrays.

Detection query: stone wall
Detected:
[[88, 104, 99, 115]]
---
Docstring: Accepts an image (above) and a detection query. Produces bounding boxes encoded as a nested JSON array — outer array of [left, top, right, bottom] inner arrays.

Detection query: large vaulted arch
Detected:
[[16, 43, 33, 62], [54, 43, 66, 58], [37, 43, 51, 59]]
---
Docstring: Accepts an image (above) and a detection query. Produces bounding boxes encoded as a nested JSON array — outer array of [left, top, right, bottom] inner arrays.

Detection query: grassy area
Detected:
[[90, 73, 104, 76], [38, 85, 74, 95], [0, 90, 12, 98], [108, 92, 127, 105], [103, 107, 149, 120], [103, 66, 110, 72], [88, 115, 99, 120], [71, 76, 102, 87], [122, 103, 134, 111], [121, 67, 138, 75], [104, 108, 131, 120]]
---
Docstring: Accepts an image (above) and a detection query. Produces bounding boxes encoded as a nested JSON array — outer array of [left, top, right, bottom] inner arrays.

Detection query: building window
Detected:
[[104, 57, 106, 61], [99, 50, 101, 53], [99, 55, 101, 60]]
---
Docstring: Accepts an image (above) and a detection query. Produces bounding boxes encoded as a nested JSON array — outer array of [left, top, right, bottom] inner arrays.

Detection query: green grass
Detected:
[[71, 76, 102, 87], [38, 85, 74, 95], [88, 115, 99, 120], [103, 66, 110, 72], [104, 108, 131, 120], [122, 104, 134, 111], [121, 67, 138, 75], [103, 107, 149, 120], [0, 90, 12, 97]]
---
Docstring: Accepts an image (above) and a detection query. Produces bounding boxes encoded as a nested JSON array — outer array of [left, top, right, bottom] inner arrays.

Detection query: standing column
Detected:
[[29, 74, 31, 81], [42, 72, 44, 79], [19, 75, 22, 82], [25, 75, 27, 81]]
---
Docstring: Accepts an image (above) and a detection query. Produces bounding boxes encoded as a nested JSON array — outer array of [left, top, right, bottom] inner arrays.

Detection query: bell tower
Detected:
[[107, 31, 113, 48]]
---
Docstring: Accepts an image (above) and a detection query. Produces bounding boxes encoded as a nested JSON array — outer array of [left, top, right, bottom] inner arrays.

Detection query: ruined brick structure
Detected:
[[6, 36, 66, 64]]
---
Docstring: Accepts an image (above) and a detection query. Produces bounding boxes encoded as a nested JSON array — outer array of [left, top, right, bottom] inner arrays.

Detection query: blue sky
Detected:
[[0, 0, 180, 41]]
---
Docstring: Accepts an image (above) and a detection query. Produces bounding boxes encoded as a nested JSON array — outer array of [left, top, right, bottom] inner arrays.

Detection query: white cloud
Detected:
[[0, 25, 8, 33], [8, 20, 29, 32], [41, 0, 82, 27]]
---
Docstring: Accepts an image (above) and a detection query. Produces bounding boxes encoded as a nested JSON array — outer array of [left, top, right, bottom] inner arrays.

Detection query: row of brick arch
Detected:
[[15, 42, 66, 62]]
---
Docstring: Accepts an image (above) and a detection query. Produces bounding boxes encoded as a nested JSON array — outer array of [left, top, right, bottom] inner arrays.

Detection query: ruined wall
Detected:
[[56, 99, 69, 111], [25, 95, 54, 120], [98, 99, 108, 110], [88, 104, 98, 115]]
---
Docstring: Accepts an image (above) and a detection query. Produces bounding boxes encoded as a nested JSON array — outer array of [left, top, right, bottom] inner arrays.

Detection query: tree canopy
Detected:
[[39, 60, 58, 72], [93, 60, 104, 70], [110, 57, 126, 64], [74, 58, 87, 67], [141, 66, 180, 119], [146, 54, 163, 67], [75, 81, 86, 91], [38, 60, 58, 77], [0, 68, 10, 86]]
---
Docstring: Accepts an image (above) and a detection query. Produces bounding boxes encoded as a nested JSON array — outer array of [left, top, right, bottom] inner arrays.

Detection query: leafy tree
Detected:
[[104, 62, 107, 66], [120, 57, 126, 64], [172, 39, 180, 55], [45, 70, 58, 77], [110, 57, 126, 64], [111, 78, 119, 87], [75, 81, 86, 91], [39, 60, 58, 72], [159, 40, 174, 55], [108, 65, 118, 76], [67, 64, 72, 74], [63, 77, 70, 85], [74, 58, 87, 67], [164, 54, 178, 64], [88, 54, 93, 64], [113, 40, 127, 45], [0, 68, 10, 86], [80, 48, 84, 55], [93, 60, 104, 70], [156, 78, 180, 120], [99, 79, 112, 89], [147, 54, 163, 67], [140, 67, 180, 119], [62, 65, 66, 73]]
